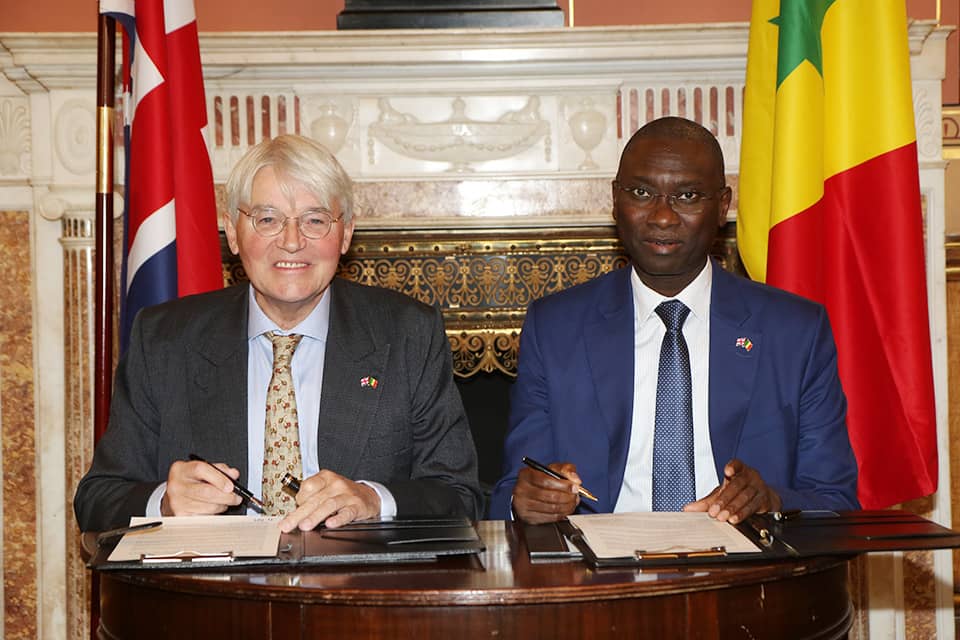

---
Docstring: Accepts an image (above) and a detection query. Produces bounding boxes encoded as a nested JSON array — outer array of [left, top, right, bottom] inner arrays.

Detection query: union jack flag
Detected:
[[100, 0, 222, 351]]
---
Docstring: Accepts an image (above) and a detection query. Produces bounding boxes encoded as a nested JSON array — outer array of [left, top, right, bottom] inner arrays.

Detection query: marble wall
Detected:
[[0, 210, 37, 639]]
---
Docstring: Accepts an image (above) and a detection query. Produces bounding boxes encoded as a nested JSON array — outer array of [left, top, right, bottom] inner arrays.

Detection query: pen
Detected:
[[188, 453, 265, 511], [281, 472, 301, 496], [96, 520, 162, 545], [521, 456, 599, 502]]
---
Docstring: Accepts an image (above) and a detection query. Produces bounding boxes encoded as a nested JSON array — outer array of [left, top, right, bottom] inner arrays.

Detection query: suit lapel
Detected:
[[583, 268, 634, 508], [708, 265, 762, 479], [317, 281, 387, 478], [187, 286, 250, 484]]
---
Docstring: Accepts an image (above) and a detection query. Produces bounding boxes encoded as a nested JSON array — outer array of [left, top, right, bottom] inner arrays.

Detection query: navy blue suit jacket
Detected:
[[488, 262, 859, 518]]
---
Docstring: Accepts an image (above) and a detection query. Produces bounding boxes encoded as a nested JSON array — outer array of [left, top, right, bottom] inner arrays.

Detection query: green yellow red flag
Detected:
[[738, 0, 937, 508]]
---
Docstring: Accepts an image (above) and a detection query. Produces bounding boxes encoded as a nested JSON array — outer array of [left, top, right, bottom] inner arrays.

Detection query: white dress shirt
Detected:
[[613, 260, 719, 512]]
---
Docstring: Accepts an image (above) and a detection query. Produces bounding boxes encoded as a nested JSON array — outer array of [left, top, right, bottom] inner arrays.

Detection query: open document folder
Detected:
[[568, 512, 759, 560], [107, 516, 281, 563], [88, 515, 485, 570], [527, 510, 960, 567]]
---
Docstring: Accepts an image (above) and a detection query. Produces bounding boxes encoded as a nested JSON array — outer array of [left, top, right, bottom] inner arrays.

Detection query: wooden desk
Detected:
[[95, 521, 852, 639]]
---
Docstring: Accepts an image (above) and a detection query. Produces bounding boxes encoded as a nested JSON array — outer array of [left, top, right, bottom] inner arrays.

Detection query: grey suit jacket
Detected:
[[74, 279, 482, 531]]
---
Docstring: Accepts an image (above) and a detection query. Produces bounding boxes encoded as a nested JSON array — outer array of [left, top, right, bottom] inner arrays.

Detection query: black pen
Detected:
[[522, 456, 599, 502], [96, 521, 162, 546], [188, 453, 266, 511]]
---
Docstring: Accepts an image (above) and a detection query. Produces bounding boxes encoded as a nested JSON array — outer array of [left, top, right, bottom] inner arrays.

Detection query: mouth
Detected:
[[274, 261, 309, 269], [644, 238, 682, 253]]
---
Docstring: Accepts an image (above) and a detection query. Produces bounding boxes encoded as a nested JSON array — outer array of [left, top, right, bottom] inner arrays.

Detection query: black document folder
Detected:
[[88, 517, 485, 571], [526, 510, 960, 568]]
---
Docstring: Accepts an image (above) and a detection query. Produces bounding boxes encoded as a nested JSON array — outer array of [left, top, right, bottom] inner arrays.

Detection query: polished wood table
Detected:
[[94, 521, 853, 639]]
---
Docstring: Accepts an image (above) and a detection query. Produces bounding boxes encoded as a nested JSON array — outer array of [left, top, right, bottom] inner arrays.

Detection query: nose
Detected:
[[277, 216, 306, 251], [647, 194, 680, 226]]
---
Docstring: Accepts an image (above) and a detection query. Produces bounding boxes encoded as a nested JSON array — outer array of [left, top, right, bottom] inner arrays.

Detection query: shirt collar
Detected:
[[631, 259, 713, 324], [246, 284, 332, 343]]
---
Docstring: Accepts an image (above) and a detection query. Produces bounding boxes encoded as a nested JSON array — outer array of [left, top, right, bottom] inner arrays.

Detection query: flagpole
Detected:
[[95, 12, 115, 444]]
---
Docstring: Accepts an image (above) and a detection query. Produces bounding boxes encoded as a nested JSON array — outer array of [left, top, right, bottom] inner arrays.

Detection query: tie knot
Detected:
[[655, 300, 690, 332], [267, 332, 303, 363]]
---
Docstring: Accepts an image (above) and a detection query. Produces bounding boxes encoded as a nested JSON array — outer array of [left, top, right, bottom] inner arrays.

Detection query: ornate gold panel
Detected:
[[223, 222, 741, 377]]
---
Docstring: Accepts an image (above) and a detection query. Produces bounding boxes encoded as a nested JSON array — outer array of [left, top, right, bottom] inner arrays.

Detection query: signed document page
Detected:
[[108, 515, 282, 562], [567, 512, 759, 558]]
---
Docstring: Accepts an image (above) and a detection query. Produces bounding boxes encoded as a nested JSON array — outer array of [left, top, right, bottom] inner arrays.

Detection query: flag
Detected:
[[100, 0, 223, 351], [738, 0, 937, 508]]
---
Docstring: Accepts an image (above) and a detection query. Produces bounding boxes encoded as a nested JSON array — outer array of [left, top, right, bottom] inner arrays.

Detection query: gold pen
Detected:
[[521, 456, 599, 502]]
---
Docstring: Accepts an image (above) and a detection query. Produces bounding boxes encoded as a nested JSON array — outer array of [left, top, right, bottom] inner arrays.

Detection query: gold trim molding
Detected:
[[224, 223, 741, 377], [947, 234, 960, 281]]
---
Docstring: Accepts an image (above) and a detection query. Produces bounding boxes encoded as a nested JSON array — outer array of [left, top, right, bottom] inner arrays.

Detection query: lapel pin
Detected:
[[360, 376, 379, 389], [735, 337, 754, 352]]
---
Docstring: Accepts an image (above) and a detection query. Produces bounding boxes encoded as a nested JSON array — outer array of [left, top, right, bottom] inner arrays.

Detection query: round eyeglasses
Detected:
[[238, 207, 343, 240], [613, 181, 726, 215]]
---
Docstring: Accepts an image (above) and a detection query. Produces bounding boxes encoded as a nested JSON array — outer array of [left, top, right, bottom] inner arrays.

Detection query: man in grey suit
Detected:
[[75, 135, 482, 532]]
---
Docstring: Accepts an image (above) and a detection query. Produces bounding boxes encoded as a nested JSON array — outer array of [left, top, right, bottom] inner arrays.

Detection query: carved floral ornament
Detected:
[[0, 98, 30, 177]]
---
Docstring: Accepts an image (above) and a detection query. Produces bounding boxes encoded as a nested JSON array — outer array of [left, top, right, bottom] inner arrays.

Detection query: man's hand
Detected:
[[511, 462, 582, 524], [683, 459, 782, 523], [279, 469, 381, 533], [161, 459, 242, 516]]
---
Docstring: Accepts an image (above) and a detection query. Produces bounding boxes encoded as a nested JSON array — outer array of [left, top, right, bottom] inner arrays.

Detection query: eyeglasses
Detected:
[[238, 206, 343, 240], [613, 181, 726, 215]]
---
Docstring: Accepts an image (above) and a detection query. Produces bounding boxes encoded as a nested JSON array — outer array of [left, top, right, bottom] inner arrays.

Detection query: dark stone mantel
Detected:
[[337, 0, 565, 29]]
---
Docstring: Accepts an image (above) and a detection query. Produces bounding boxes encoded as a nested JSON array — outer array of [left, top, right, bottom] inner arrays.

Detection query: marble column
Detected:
[[60, 209, 94, 640]]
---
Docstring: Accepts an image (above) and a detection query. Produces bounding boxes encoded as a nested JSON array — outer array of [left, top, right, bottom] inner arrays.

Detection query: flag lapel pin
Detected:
[[735, 337, 754, 352], [360, 376, 379, 389]]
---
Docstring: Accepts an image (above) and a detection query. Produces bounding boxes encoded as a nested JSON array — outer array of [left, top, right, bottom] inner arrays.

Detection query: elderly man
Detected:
[[75, 134, 481, 532], [489, 117, 858, 524]]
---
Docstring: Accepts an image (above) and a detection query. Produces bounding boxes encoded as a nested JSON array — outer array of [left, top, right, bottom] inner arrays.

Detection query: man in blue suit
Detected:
[[489, 117, 858, 524]]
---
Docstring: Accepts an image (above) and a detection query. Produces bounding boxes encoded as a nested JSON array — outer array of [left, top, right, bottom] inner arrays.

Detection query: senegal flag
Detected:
[[738, 0, 937, 508]]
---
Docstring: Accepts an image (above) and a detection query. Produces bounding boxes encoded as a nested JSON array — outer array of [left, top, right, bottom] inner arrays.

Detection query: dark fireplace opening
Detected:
[[456, 371, 513, 515]]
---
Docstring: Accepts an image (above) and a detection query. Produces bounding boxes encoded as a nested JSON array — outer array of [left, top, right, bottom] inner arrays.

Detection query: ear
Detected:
[[223, 210, 240, 255], [716, 186, 732, 228], [340, 218, 355, 255], [611, 181, 619, 222]]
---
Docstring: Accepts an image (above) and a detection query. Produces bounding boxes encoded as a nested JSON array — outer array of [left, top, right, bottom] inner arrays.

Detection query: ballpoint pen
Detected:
[[522, 456, 599, 502], [189, 453, 266, 511]]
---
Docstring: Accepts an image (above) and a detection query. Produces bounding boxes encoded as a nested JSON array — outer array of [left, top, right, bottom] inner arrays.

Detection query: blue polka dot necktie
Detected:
[[652, 300, 695, 512]]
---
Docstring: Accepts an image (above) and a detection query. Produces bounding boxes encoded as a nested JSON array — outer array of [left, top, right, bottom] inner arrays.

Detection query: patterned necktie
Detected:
[[262, 332, 304, 515], [651, 300, 695, 512]]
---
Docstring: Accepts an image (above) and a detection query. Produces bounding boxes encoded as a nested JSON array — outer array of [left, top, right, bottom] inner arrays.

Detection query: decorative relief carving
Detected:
[[222, 224, 740, 377], [0, 98, 30, 177], [565, 98, 608, 170], [55, 100, 96, 176], [449, 330, 519, 377], [307, 99, 356, 154], [913, 89, 938, 159], [368, 97, 550, 172]]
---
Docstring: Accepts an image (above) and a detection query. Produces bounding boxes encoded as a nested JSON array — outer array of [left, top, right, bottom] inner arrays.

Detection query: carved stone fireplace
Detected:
[[0, 21, 953, 640]]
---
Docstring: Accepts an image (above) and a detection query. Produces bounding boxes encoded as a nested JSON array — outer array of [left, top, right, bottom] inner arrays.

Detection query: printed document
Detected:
[[108, 515, 282, 562], [568, 512, 759, 558]]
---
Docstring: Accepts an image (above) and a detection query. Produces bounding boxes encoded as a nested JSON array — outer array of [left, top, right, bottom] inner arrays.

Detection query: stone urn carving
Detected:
[[310, 103, 350, 153], [568, 100, 607, 170]]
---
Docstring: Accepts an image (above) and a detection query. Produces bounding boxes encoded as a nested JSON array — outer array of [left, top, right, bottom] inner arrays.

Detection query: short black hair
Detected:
[[621, 116, 726, 178]]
